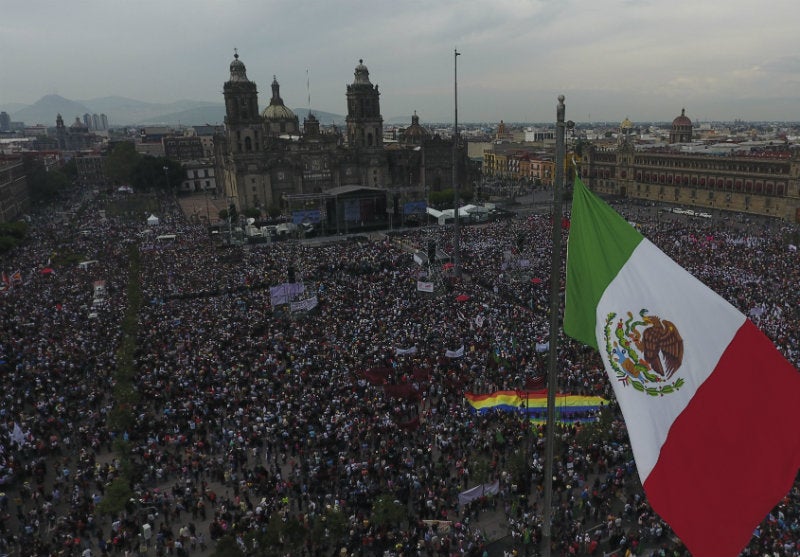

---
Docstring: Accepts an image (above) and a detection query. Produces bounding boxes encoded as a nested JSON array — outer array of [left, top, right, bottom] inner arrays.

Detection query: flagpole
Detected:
[[541, 94, 566, 557], [452, 48, 462, 279]]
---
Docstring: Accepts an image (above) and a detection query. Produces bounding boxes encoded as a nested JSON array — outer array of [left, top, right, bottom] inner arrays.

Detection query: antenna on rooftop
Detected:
[[306, 69, 311, 113]]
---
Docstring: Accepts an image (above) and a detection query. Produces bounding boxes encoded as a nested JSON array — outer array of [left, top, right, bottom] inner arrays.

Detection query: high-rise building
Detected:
[[0, 111, 11, 132]]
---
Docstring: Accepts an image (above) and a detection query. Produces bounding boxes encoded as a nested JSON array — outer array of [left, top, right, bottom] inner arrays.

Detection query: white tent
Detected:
[[146, 214, 160, 226]]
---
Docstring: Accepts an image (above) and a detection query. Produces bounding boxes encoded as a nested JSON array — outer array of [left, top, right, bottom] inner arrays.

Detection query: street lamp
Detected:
[[452, 47, 462, 279], [163, 166, 173, 199]]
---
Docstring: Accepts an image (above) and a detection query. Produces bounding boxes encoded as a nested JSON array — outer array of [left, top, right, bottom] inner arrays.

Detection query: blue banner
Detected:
[[403, 200, 428, 215], [343, 199, 361, 222], [292, 210, 321, 224]]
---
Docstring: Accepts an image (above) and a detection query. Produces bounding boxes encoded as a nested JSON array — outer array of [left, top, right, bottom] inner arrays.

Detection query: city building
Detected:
[[482, 141, 555, 185], [54, 114, 98, 151], [74, 152, 107, 188], [82, 113, 109, 132], [581, 110, 800, 222], [163, 136, 205, 161], [0, 158, 30, 223], [180, 160, 216, 194]]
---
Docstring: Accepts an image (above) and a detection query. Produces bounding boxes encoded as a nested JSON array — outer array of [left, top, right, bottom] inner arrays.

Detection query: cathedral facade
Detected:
[[214, 52, 469, 219]]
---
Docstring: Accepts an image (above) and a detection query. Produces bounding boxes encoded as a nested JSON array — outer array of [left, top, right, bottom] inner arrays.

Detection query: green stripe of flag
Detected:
[[564, 177, 644, 349]]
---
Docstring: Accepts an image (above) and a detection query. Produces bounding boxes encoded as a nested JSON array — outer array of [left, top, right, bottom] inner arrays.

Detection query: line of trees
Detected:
[[104, 142, 183, 192]]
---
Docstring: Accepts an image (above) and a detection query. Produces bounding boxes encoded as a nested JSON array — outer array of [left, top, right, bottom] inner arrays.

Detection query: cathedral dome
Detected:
[[401, 111, 430, 145], [262, 76, 299, 136], [70, 117, 88, 131], [672, 108, 692, 127], [669, 108, 693, 144], [262, 104, 296, 121], [620, 116, 633, 130], [261, 76, 297, 121]]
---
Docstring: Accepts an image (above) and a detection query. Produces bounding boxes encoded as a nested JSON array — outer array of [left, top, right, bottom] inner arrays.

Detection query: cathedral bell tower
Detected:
[[345, 59, 383, 150], [223, 50, 262, 153]]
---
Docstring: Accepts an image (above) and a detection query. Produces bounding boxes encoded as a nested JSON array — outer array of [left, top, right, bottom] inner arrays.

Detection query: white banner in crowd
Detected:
[[417, 281, 434, 293], [458, 480, 500, 507], [535, 341, 550, 353], [290, 295, 318, 313], [270, 282, 306, 306], [395, 346, 418, 355], [445, 346, 464, 358]]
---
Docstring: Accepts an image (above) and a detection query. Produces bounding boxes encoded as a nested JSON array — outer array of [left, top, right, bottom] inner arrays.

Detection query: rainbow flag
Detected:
[[465, 390, 608, 424]]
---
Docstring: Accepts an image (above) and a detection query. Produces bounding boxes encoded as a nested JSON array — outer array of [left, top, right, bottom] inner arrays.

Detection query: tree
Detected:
[[243, 207, 261, 219], [23, 156, 73, 202], [210, 535, 245, 557], [95, 476, 133, 517], [0, 222, 27, 254], [62, 158, 78, 180], [130, 156, 183, 193], [429, 188, 454, 209], [251, 513, 308, 556], [310, 508, 348, 553], [105, 142, 141, 185], [370, 495, 406, 529]]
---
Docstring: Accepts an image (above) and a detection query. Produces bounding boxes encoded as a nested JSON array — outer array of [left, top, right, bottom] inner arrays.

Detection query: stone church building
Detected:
[[214, 52, 470, 221]]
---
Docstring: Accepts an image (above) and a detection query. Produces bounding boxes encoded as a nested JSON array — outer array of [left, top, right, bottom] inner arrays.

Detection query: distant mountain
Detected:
[[0, 102, 28, 115], [5, 94, 352, 128], [135, 105, 227, 126], [12, 94, 92, 126], [79, 96, 222, 126], [7, 94, 224, 127]]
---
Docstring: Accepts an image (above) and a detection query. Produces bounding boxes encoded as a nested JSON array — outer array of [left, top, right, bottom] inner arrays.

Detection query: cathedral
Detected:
[[214, 51, 470, 226]]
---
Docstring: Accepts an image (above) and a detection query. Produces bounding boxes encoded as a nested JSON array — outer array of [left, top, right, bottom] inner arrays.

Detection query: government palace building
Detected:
[[580, 110, 800, 222]]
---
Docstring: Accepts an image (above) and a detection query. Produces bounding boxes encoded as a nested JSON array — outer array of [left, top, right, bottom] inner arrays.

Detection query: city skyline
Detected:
[[3, 0, 800, 124]]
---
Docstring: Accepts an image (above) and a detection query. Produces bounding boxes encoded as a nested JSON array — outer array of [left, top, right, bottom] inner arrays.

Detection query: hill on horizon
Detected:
[[1, 94, 433, 128], [1, 94, 356, 128]]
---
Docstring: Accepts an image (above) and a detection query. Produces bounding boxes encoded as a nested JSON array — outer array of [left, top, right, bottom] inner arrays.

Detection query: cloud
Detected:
[[2, 0, 799, 121]]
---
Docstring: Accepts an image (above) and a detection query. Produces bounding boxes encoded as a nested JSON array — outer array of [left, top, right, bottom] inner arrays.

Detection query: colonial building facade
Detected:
[[0, 158, 30, 223], [581, 111, 800, 222], [215, 52, 469, 218]]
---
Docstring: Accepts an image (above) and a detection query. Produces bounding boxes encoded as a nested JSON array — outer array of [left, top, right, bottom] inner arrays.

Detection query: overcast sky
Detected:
[[3, 0, 800, 123]]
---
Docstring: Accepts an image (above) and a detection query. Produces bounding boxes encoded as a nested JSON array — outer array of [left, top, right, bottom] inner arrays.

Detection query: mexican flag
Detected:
[[564, 176, 800, 556]]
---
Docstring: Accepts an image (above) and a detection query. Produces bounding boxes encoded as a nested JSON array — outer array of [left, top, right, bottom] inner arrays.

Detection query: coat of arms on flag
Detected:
[[604, 309, 685, 396]]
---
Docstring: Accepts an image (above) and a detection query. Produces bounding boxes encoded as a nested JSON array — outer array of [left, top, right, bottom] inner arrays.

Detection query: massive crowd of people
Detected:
[[1, 189, 798, 557]]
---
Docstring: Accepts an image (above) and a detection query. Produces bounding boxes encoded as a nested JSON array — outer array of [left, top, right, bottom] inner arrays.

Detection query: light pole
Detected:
[[452, 48, 462, 279], [542, 94, 566, 557], [163, 166, 173, 200]]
